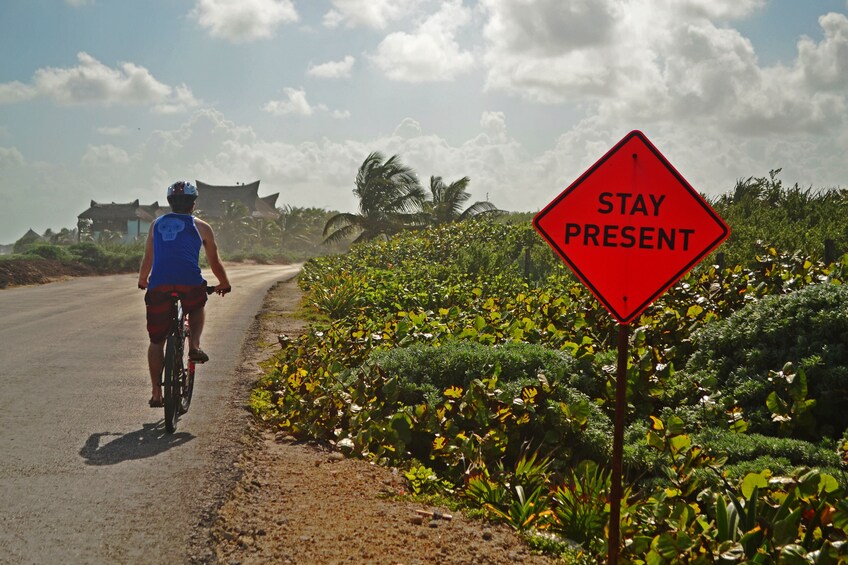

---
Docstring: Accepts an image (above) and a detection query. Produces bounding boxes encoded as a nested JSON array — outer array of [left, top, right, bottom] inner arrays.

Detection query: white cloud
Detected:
[[191, 0, 298, 42], [393, 118, 423, 139], [323, 0, 420, 29], [0, 146, 25, 168], [796, 12, 848, 89], [480, 0, 848, 139], [263, 88, 315, 116], [262, 88, 353, 118], [481, 0, 623, 102], [153, 84, 202, 114], [96, 126, 132, 136], [483, 0, 617, 56], [81, 144, 131, 167], [188, 111, 537, 213], [480, 111, 507, 143], [674, 0, 766, 20], [307, 56, 356, 79], [372, 0, 475, 82], [0, 81, 37, 104], [0, 52, 200, 111]]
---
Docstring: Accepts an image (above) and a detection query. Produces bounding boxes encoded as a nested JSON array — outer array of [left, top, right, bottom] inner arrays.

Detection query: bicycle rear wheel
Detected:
[[179, 330, 194, 415], [163, 332, 181, 433]]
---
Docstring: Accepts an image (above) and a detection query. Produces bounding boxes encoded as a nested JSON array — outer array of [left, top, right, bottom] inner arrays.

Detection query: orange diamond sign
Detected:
[[533, 130, 729, 324]]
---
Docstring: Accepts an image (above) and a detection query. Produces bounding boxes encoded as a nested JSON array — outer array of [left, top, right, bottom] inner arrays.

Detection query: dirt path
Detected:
[[202, 278, 555, 564]]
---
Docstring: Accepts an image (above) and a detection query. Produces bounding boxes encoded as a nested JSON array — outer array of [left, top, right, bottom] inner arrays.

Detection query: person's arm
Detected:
[[195, 218, 231, 294], [138, 223, 155, 289]]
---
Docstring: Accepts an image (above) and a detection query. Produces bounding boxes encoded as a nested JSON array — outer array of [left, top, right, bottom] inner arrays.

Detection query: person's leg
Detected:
[[145, 287, 170, 405], [188, 306, 204, 351], [148, 341, 165, 403], [183, 284, 209, 362]]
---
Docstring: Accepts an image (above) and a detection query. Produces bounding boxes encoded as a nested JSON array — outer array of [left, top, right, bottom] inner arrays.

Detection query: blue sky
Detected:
[[1, 0, 847, 243]]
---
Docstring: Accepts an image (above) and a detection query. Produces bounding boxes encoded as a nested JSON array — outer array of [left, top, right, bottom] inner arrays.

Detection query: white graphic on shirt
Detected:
[[157, 217, 185, 241]]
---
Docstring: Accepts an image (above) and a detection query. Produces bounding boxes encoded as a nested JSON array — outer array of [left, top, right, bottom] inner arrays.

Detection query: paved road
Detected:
[[0, 264, 300, 564]]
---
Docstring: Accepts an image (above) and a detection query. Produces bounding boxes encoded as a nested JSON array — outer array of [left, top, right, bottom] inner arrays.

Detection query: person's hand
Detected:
[[138, 280, 148, 290], [215, 285, 231, 296]]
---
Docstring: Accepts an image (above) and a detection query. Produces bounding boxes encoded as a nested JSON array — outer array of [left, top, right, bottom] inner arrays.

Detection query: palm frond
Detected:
[[322, 223, 360, 246], [458, 201, 502, 221], [322, 212, 360, 237]]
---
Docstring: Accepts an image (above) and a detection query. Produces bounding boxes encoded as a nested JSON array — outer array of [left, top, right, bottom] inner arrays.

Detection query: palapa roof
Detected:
[[78, 200, 166, 222], [195, 180, 280, 220]]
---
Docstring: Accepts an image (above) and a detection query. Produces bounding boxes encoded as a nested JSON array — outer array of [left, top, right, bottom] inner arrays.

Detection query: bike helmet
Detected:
[[167, 180, 199, 198]]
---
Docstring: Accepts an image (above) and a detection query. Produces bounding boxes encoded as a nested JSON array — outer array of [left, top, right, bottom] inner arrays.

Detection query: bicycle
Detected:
[[162, 286, 220, 433]]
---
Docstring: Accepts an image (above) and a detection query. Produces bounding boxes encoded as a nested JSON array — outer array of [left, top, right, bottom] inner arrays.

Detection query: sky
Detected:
[[1, 0, 847, 243]]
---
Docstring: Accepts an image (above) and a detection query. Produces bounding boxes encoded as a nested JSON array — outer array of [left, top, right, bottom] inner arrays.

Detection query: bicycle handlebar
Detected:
[[208, 285, 231, 296], [138, 283, 230, 295]]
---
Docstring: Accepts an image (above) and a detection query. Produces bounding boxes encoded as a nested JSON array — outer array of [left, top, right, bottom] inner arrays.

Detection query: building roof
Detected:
[[195, 180, 280, 220], [18, 228, 44, 243], [78, 200, 166, 222]]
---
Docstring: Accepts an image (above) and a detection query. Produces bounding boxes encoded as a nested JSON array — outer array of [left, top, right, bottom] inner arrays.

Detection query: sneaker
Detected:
[[189, 348, 209, 363]]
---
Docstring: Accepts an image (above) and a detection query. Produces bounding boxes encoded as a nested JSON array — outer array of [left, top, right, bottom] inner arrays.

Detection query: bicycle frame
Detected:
[[162, 292, 194, 433], [160, 285, 218, 433]]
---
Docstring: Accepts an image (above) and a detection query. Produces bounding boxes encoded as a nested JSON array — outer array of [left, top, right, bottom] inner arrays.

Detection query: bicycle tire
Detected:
[[179, 330, 194, 415], [163, 331, 181, 433]]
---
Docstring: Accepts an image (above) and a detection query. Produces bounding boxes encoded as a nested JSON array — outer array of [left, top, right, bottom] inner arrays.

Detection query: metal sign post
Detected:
[[608, 323, 629, 564]]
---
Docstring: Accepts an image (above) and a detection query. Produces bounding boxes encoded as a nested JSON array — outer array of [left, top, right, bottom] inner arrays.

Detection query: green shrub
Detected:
[[68, 242, 108, 267], [695, 427, 842, 469], [22, 243, 73, 262], [681, 283, 848, 438], [623, 422, 846, 490], [368, 340, 593, 405], [367, 340, 611, 466]]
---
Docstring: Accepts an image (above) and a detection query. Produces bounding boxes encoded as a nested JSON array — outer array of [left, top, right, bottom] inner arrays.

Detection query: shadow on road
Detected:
[[79, 422, 194, 465]]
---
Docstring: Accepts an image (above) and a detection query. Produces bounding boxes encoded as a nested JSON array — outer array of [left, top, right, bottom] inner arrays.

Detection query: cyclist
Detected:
[[137, 180, 231, 408]]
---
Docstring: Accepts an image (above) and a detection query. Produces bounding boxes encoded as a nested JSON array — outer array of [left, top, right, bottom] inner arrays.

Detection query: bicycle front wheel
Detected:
[[163, 332, 181, 433]]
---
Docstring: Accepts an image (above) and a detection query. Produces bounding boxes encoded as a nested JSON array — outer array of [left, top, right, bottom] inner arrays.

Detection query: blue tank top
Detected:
[[148, 213, 205, 288]]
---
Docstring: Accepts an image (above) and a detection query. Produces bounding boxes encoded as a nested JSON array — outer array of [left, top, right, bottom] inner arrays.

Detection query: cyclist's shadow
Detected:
[[79, 422, 194, 465]]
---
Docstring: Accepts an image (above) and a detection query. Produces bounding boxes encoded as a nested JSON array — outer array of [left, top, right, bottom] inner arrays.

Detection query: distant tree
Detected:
[[50, 227, 78, 245], [203, 200, 254, 251], [253, 218, 282, 250], [277, 206, 337, 252], [423, 175, 501, 225], [323, 152, 426, 244]]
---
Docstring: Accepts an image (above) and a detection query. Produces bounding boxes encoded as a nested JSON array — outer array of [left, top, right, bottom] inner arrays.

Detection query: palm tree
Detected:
[[206, 200, 254, 251], [323, 152, 426, 244], [424, 175, 501, 225], [277, 206, 338, 252]]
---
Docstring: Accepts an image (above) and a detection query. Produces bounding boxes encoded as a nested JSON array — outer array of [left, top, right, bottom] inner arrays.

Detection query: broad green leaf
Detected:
[[771, 508, 802, 546], [669, 434, 691, 453], [389, 413, 412, 444], [647, 431, 665, 451], [741, 472, 769, 499], [686, 304, 704, 317], [666, 415, 686, 435], [729, 418, 748, 433], [651, 533, 681, 559], [778, 544, 809, 565], [832, 500, 848, 532], [818, 473, 839, 494], [766, 391, 788, 415]]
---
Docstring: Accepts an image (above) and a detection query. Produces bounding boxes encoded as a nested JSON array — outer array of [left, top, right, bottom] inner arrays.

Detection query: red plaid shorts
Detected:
[[144, 284, 208, 344]]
